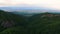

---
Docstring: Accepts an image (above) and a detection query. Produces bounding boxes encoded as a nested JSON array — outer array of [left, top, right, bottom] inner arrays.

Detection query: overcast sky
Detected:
[[0, 0, 60, 10]]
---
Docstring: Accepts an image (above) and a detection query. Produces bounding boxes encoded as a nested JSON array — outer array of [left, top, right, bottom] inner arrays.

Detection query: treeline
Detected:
[[0, 10, 60, 34]]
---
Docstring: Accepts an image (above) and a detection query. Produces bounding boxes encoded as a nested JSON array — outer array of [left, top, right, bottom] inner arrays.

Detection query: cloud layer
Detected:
[[0, 0, 60, 10]]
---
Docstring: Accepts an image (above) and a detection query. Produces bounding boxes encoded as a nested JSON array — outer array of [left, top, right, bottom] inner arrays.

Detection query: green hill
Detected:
[[0, 10, 27, 32], [27, 12, 60, 34], [0, 11, 60, 34]]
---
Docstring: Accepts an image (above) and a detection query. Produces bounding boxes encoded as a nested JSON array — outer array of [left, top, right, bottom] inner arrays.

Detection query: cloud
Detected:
[[0, 0, 60, 10]]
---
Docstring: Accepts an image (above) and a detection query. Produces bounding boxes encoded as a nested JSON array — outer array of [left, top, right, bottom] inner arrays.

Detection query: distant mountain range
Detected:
[[0, 6, 57, 11], [0, 6, 60, 14]]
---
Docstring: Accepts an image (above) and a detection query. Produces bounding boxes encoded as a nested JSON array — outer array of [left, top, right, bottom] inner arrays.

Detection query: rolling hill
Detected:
[[0, 10, 27, 32], [0, 10, 60, 34]]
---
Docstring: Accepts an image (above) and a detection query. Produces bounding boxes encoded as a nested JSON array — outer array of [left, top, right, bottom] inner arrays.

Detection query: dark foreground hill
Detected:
[[0, 10, 27, 32], [0, 11, 60, 34]]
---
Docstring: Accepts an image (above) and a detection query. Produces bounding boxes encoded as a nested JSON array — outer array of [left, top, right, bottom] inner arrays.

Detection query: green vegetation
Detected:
[[0, 26, 28, 34], [0, 10, 60, 34]]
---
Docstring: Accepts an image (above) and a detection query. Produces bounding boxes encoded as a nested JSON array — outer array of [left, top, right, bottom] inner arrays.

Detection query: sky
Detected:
[[0, 0, 60, 10]]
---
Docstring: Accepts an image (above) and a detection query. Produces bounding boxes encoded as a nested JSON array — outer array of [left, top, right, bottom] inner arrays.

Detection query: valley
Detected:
[[0, 10, 60, 34]]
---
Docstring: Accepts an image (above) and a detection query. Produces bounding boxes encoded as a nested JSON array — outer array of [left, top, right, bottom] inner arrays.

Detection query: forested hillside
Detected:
[[0, 10, 60, 34], [28, 12, 60, 34], [0, 10, 27, 32]]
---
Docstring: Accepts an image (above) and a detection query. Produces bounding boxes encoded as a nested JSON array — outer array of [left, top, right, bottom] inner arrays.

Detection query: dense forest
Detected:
[[0, 10, 60, 34]]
